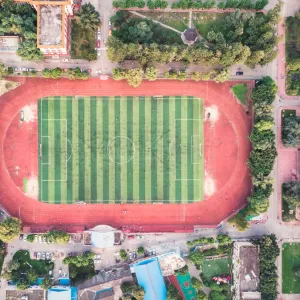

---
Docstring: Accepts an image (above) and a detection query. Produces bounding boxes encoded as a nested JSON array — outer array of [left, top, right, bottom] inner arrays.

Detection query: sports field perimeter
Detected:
[[38, 96, 204, 204], [202, 257, 232, 282]]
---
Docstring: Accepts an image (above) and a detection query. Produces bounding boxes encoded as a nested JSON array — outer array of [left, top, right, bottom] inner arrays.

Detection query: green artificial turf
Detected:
[[201, 257, 232, 282], [232, 84, 248, 105], [282, 243, 300, 294], [38, 96, 204, 204]]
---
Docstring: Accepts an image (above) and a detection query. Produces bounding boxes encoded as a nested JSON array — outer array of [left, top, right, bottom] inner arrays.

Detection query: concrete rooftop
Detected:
[[39, 5, 63, 46]]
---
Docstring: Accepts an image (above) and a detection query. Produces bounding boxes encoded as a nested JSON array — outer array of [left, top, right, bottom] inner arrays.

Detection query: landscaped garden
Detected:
[[2, 250, 54, 290], [70, 3, 100, 61], [282, 242, 300, 294], [285, 13, 300, 95], [111, 11, 183, 44], [63, 252, 96, 284]]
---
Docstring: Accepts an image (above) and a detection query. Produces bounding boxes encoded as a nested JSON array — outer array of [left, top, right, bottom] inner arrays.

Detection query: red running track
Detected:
[[0, 77, 252, 232]]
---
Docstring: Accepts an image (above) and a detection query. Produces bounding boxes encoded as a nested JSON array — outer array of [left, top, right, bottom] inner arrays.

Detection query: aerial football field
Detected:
[[38, 96, 204, 204]]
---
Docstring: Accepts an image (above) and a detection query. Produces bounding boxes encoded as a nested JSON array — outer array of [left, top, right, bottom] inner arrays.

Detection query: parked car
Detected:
[[22, 67, 29, 72], [127, 235, 135, 240], [133, 251, 137, 259], [42, 253, 46, 260], [236, 71, 243, 76], [97, 48, 101, 57], [28, 68, 35, 72], [97, 31, 101, 40], [109, 29, 112, 36], [108, 20, 112, 28], [95, 254, 101, 259], [152, 249, 156, 255], [129, 252, 133, 260], [43, 236, 47, 243], [59, 269, 62, 275], [46, 253, 50, 260], [23, 234, 27, 242], [37, 252, 41, 260], [38, 235, 42, 243], [34, 235, 38, 242], [34, 252, 37, 259], [19, 234, 24, 240], [137, 235, 143, 239], [94, 259, 101, 264]]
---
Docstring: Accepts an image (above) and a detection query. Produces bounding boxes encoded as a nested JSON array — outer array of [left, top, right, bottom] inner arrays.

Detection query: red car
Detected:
[[97, 40, 100, 48]]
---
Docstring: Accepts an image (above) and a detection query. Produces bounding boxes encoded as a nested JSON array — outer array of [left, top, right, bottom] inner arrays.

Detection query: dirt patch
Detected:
[[25, 177, 39, 199], [204, 175, 215, 197], [0, 80, 19, 96], [205, 105, 219, 124], [22, 104, 37, 123]]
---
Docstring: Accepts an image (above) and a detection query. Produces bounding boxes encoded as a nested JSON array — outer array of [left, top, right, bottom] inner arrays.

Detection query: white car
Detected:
[[97, 48, 101, 57], [22, 67, 28, 72], [37, 252, 41, 260], [46, 252, 50, 260], [43, 236, 47, 243], [34, 235, 38, 242], [38, 235, 42, 243], [97, 31, 101, 40], [42, 253, 46, 260], [23, 234, 27, 242], [94, 259, 101, 264], [109, 20, 112, 28]]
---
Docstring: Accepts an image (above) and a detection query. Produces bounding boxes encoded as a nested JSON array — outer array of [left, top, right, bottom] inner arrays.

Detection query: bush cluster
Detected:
[[171, 0, 268, 9], [253, 235, 279, 299], [113, 0, 145, 8], [148, 0, 168, 9], [282, 115, 300, 147], [42, 67, 90, 80], [63, 252, 95, 266], [164, 70, 187, 81], [282, 182, 300, 221]]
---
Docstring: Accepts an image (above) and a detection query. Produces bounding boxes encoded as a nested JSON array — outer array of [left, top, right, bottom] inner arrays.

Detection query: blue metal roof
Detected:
[[134, 258, 167, 300]]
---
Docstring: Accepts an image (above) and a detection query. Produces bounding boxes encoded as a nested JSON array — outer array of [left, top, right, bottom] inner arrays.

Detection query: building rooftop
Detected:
[[6, 289, 45, 300], [38, 5, 63, 46], [134, 258, 167, 300], [0, 36, 19, 53]]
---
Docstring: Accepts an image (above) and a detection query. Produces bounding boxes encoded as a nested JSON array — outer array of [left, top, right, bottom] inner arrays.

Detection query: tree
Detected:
[[144, 66, 158, 81], [27, 269, 38, 283], [132, 286, 145, 300], [40, 275, 53, 289], [120, 249, 127, 260], [166, 283, 181, 300], [191, 277, 203, 290], [0, 217, 21, 242], [216, 234, 232, 245], [16, 278, 30, 290], [26, 234, 35, 243], [196, 291, 208, 300], [189, 250, 205, 266], [76, 3, 100, 31], [293, 267, 300, 278], [282, 116, 300, 147], [46, 230, 70, 244], [126, 68, 143, 87], [0, 61, 5, 79], [253, 235, 279, 300], [137, 246, 144, 255], [174, 265, 189, 276], [251, 76, 277, 105], [228, 213, 249, 231], [17, 39, 44, 61]]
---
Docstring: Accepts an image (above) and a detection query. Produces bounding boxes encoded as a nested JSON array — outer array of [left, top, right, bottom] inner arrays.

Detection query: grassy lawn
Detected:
[[70, 20, 97, 61], [69, 261, 96, 285], [285, 16, 300, 95], [282, 109, 296, 119], [282, 197, 295, 222], [282, 243, 300, 294], [193, 12, 228, 38], [232, 84, 248, 105], [139, 12, 189, 32], [201, 257, 232, 283], [13, 250, 53, 276], [286, 16, 300, 62]]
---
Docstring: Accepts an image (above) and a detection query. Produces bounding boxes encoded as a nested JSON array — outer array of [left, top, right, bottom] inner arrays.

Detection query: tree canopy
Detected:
[[0, 0, 43, 60], [0, 217, 21, 243], [76, 3, 100, 31]]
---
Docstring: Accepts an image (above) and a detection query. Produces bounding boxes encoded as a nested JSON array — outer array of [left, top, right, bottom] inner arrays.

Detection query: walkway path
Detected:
[[129, 10, 182, 33]]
